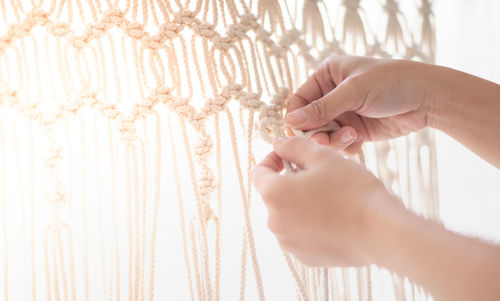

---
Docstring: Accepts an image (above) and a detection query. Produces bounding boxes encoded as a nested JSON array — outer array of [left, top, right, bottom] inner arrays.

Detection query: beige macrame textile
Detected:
[[0, 0, 439, 300]]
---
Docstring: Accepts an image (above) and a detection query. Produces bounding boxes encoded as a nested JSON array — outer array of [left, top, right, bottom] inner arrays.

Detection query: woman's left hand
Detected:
[[251, 137, 402, 267]]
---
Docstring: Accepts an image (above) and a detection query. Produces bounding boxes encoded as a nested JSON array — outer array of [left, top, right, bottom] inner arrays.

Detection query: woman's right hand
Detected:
[[286, 55, 439, 154]]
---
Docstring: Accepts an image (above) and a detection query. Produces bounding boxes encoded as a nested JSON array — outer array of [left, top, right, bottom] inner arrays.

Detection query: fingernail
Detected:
[[340, 131, 354, 143], [285, 110, 307, 125]]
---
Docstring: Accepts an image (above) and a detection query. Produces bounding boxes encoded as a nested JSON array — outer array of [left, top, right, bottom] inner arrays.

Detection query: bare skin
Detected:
[[251, 55, 500, 301]]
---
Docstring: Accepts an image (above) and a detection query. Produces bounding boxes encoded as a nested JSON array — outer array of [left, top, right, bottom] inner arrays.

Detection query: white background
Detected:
[[434, 0, 500, 242]]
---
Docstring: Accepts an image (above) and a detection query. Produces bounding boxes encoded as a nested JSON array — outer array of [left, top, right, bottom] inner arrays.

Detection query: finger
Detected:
[[286, 60, 337, 114], [273, 137, 326, 169], [342, 133, 364, 156], [310, 132, 329, 145], [335, 112, 371, 141], [327, 126, 357, 152], [285, 80, 363, 130], [308, 120, 341, 145], [250, 151, 283, 192]]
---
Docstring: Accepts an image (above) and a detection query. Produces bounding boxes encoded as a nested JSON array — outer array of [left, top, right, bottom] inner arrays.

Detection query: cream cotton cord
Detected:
[[0, 0, 439, 300]]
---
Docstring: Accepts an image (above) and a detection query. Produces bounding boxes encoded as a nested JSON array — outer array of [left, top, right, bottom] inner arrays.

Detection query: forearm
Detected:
[[426, 65, 500, 168], [364, 201, 500, 301]]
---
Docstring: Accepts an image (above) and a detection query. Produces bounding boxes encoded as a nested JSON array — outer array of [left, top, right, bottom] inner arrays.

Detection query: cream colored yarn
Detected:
[[0, 0, 439, 300]]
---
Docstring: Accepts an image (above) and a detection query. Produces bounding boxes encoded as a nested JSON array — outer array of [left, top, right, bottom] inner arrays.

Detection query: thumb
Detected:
[[286, 81, 361, 130], [272, 137, 325, 169], [250, 151, 283, 193]]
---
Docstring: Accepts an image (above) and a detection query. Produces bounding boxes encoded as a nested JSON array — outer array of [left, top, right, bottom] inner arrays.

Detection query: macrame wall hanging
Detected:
[[0, 0, 439, 300]]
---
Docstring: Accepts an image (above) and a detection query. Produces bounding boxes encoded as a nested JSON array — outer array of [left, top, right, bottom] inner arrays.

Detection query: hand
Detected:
[[250, 137, 402, 267], [286, 55, 436, 154]]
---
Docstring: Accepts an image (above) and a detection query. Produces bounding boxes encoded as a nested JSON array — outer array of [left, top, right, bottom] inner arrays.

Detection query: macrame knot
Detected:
[[126, 22, 146, 40], [89, 22, 110, 39], [0, 36, 11, 51], [145, 35, 163, 50], [203, 84, 242, 113], [195, 136, 213, 160], [149, 86, 173, 103], [103, 8, 124, 26], [71, 35, 89, 49], [63, 100, 83, 114], [138, 97, 156, 114], [31, 8, 50, 25], [192, 22, 218, 39], [100, 103, 119, 119], [159, 23, 182, 39], [255, 27, 273, 46], [238, 92, 264, 111], [200, 200, 217, 222], [223, 84, 244, 98], [14, 20, 33, 38], [213, 36, 232, 51], [280, 29, 301, 48], [0, 88, 18, 104], [204, 96, 227, 114], [80, 88, 98, 106], [227, 23, 247, 39], [49, 22, 71, 37], [190, 112, 208, 132], [174, 10, 199, 26], [45, 147, 62, 168], [41, 107, 63, 126], [296, 37, 312, 54], [343, 0, 360, 11], [239, 13, 259, 30], [199, 178, 216, 202], [119, 115, 137, 141], [169, 97, 195, 119], [384, 0, 399, 15], [20, 102, 41, 120], [257, 105, 285, 144], [45, 189, 65, 208]]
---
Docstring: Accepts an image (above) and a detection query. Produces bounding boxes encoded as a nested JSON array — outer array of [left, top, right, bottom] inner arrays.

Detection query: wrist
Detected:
[[358, 191, 412, 266], [418, 64, 453, 130], [422, 64, 486, 132]]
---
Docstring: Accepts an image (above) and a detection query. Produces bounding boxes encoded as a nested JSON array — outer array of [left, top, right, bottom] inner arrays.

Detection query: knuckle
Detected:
[[259, 184, 274, 201], [344, 74, 363, 88], [308, 99, 328, 120], [258, 178, 288, 207], [267, 217, 282, 234], [327, 54, 342, 66], [277, 238, 296, 253], [278, 241, 292, 253]]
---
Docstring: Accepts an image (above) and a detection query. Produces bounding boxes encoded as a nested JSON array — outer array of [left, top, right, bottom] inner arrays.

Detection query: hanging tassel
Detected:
[[420, 0, 435, 57], [257, 0, 285, 33], [384, 0, 406, 56], [341, 0, 368, 52], [302, 0, 326, 48]]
